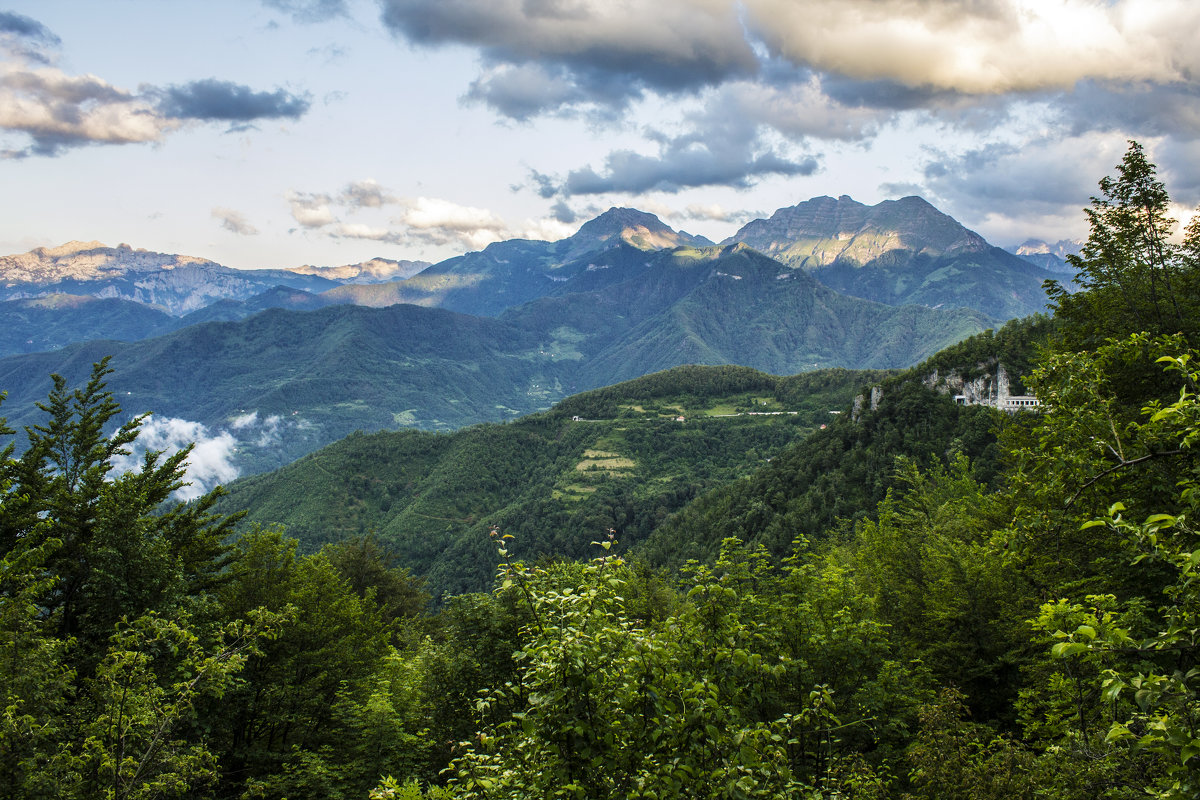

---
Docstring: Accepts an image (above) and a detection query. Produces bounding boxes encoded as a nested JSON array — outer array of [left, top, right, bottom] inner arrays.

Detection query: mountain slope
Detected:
[[636, 315, 1055, 568], [0, 303, 567, 474], [0, 295, 178, 357], [504, 244, 992, 386], [213, 364, 884, 597], [723, 195, 1057, 319]]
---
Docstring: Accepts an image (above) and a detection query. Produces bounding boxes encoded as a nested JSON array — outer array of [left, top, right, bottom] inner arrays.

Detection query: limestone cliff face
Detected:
[[720, 195, 1056, 321], [0, 241, 220, 284], [922, 363, 1013, 405], [723, 195, 989, 268]]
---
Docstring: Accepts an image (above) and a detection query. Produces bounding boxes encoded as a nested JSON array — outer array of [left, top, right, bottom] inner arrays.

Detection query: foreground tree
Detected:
[[1048, 141, 1200, 349], [0, 362, 278, 799]]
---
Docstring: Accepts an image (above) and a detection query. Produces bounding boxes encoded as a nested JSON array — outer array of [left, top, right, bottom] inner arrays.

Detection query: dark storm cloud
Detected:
[[154, 79, 310, 122], [377, 0, 758, 117]]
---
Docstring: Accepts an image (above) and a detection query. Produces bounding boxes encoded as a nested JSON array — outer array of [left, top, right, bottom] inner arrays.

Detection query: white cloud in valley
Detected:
[[111, 416, 240, 502]]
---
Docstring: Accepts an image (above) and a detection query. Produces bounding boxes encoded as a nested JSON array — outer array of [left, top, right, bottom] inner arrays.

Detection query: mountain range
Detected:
[[0, 240, 426, 315], [0, 194, 1063, 477]]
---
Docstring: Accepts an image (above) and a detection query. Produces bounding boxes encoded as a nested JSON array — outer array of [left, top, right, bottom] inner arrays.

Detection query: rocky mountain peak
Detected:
[[34, 240, 109, 258], [561, 207, 712, 261], [723, 194, 987, 261]]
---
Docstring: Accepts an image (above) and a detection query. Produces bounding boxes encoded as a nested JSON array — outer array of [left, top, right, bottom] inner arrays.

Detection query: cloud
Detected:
[[0, 22, 311, 158], [341, 178, 397, 208], [517, 216, 576, 243], [153, 78, 310, 122], [398, 197, 508, 249], [458, 61, 628, 119], [332, 222, 403, 243], [680, 203, 754, 224], [1058, 80, 1200, 140], [261, 0, 349, 22], [0, 64, 176, 157], [227, 410, 288, 447], [286, 179, 533, 251], [549, 199, 577, 223], [0, 11, 60, 66], [286, 191, 335, 227], [229, 411, 259, 430], [555, 105, 819, 196], [742, 0, 1200, 95], [372, 0, 1200, 210], [112, 416, 240, 502], [0, 11, 58, 42], [254, 414, 284, 447], [212, 207, 260, 236], [378, 0, 758, 116], [903, 132, 1135, 245]]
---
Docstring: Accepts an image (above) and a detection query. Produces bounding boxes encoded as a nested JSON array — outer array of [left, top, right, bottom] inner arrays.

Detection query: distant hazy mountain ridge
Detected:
[[1008, 239, 1082, 275], [0, 241, 422, 315]]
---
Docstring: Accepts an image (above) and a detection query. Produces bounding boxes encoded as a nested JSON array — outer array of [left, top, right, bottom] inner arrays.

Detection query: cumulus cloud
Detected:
[[227, 410, 288, 447], [379, 0, 757, 116], [332, 222, 404, 243], [0, 14, 311, 158], [680, 203, 755, 224], [341, 179, 397, 209], [0, 61, 177, 157], [556, 107, 819, 196], [517, 216, 577, 243], [111, 416, 240, 502], [286, 179, 544, 251], [152, 78, 310, 122], [213, 207, 260, 236], [287, 191, 336, 228], [377, 1, 1200, 112], [398, 197, 509, 249], [372, 0, 1200, 211], [742, 0, 1200, 95]]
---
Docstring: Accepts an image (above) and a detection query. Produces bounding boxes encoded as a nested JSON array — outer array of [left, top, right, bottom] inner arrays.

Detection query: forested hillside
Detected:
[[215, 365, 885, 598], [5, 143, 1200, 800]]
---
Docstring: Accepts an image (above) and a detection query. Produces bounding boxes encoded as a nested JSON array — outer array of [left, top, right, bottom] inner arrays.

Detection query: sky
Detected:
[[3, 0, 1200, 270]]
